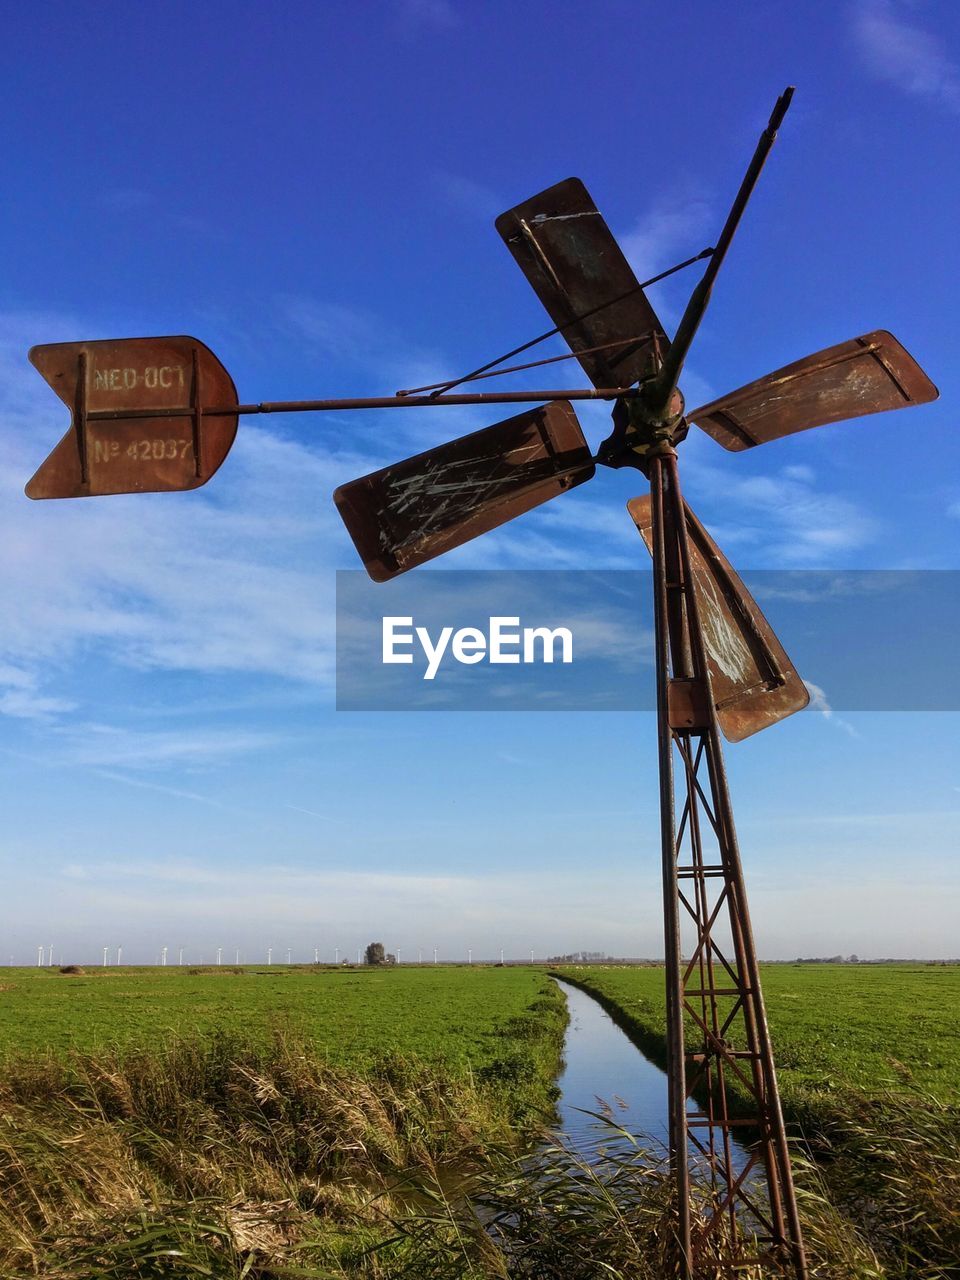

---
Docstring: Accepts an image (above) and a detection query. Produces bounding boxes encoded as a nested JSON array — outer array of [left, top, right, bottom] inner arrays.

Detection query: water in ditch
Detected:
[[551, 977, 752, 1176]]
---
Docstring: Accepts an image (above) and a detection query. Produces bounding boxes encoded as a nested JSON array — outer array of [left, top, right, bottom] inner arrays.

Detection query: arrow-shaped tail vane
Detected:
[[25, 337, 239, 499]]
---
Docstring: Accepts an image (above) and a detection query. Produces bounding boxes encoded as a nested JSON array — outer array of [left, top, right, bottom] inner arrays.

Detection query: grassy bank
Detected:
[[0, 1030, 906, 1280], [0, 972, 569, 1278], [552, 964, 960, 1277]]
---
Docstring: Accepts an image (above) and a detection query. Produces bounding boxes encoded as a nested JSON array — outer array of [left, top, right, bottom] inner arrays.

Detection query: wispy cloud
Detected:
[[0, 310, 373, 713], [52, 723, 280, 770], [434, 173, 503, 221], [803, 679, 860, 738], [686, 459, 879, 566], [285, 803, 336, 822], [852, 0, 960, 114], [0, 663, 75, 720], [396, 0, 459, 28], [91, 769, 245, 810], [620, 187, 714, 281]]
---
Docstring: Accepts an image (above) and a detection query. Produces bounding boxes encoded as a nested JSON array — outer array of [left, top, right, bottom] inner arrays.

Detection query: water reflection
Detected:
[[551, 977, 752, 1177], [552, 977, 670, 1160]]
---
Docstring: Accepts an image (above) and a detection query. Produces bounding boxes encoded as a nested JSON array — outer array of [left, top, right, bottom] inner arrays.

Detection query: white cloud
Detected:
[[620, 187, 714, 283], [852, 0, 960, 113], [0, 662, 75, 720], [51, 723, 280, 770], [802, 679, 860, 738], [687, 459, 878, 566]]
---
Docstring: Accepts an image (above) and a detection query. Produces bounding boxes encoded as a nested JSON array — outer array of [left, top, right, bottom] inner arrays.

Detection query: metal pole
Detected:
[[649, 452, 693, 1276], [653, 448, 807, 1277], [647, 88, 794, 413]]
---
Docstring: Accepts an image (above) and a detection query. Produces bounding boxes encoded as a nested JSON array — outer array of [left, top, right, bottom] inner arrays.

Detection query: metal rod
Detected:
[[419, 248, 714, 399], [649, 451, 693, 1277], [647, 87, 794, 415], [82, 387, 640, 423], [396, 334, 654, 396]]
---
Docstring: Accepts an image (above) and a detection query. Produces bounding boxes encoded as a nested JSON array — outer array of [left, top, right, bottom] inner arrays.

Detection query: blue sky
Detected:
[[1, 0, 958, 964]]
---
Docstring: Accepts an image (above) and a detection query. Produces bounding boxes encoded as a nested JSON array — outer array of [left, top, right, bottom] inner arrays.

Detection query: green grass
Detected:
[[0, 964, 558, 1077], [546, 962, 960, 1104]]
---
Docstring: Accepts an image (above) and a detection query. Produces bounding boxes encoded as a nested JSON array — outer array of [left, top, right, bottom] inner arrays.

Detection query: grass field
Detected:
[[2, 962, 959, 1276], [0, 965, 574, 1278], [0, 964, 562, 1086], [547, 961, 960, 1104]]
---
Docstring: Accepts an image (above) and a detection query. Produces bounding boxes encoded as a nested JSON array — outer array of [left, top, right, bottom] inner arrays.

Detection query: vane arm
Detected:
[[646, 86, 794, 417], [79, 386, 640, 424]]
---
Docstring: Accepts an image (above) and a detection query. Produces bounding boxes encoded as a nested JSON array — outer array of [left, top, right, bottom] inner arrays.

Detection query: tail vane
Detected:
[[26, 336, 239, 499]]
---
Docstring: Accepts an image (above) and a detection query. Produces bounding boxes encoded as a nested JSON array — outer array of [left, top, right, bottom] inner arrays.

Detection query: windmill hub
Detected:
[[597, 385, 688, 474]]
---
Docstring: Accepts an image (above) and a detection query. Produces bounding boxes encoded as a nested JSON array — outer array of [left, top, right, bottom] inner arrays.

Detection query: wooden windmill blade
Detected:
[[689, 330, 938, 451], [495, 178, 669, 388], [627, 495, 809, 741], [334, 401, 594, 581]]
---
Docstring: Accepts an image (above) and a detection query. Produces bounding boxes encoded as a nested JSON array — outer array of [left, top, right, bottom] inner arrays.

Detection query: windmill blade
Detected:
[[334, 401, 594, 581], [25, 336, 239, 498], [689, 330, 938, 451], [496, 178, 668, 388], [628, 495, 809, 741]]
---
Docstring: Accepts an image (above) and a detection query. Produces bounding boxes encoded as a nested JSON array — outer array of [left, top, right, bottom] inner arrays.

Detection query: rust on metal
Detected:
[[689, 330, 939, 451], [334, 401, 594, 581], [496, 177, 668, 388], [25, 337, 238, 499], [628, 494, 809, 741], [645, 450, 808, 1278], [667, 678, 712, 731]]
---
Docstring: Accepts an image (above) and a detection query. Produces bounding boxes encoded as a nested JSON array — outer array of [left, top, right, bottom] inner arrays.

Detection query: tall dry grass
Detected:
[[0, 1033, 955, 1277]]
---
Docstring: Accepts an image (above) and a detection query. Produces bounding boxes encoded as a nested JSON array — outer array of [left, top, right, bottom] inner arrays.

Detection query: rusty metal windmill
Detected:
[[24, 88, 938, 1277]]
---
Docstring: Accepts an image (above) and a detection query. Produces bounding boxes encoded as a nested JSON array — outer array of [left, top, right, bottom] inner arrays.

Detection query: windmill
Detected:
[[22, 88, 938, 1277]]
